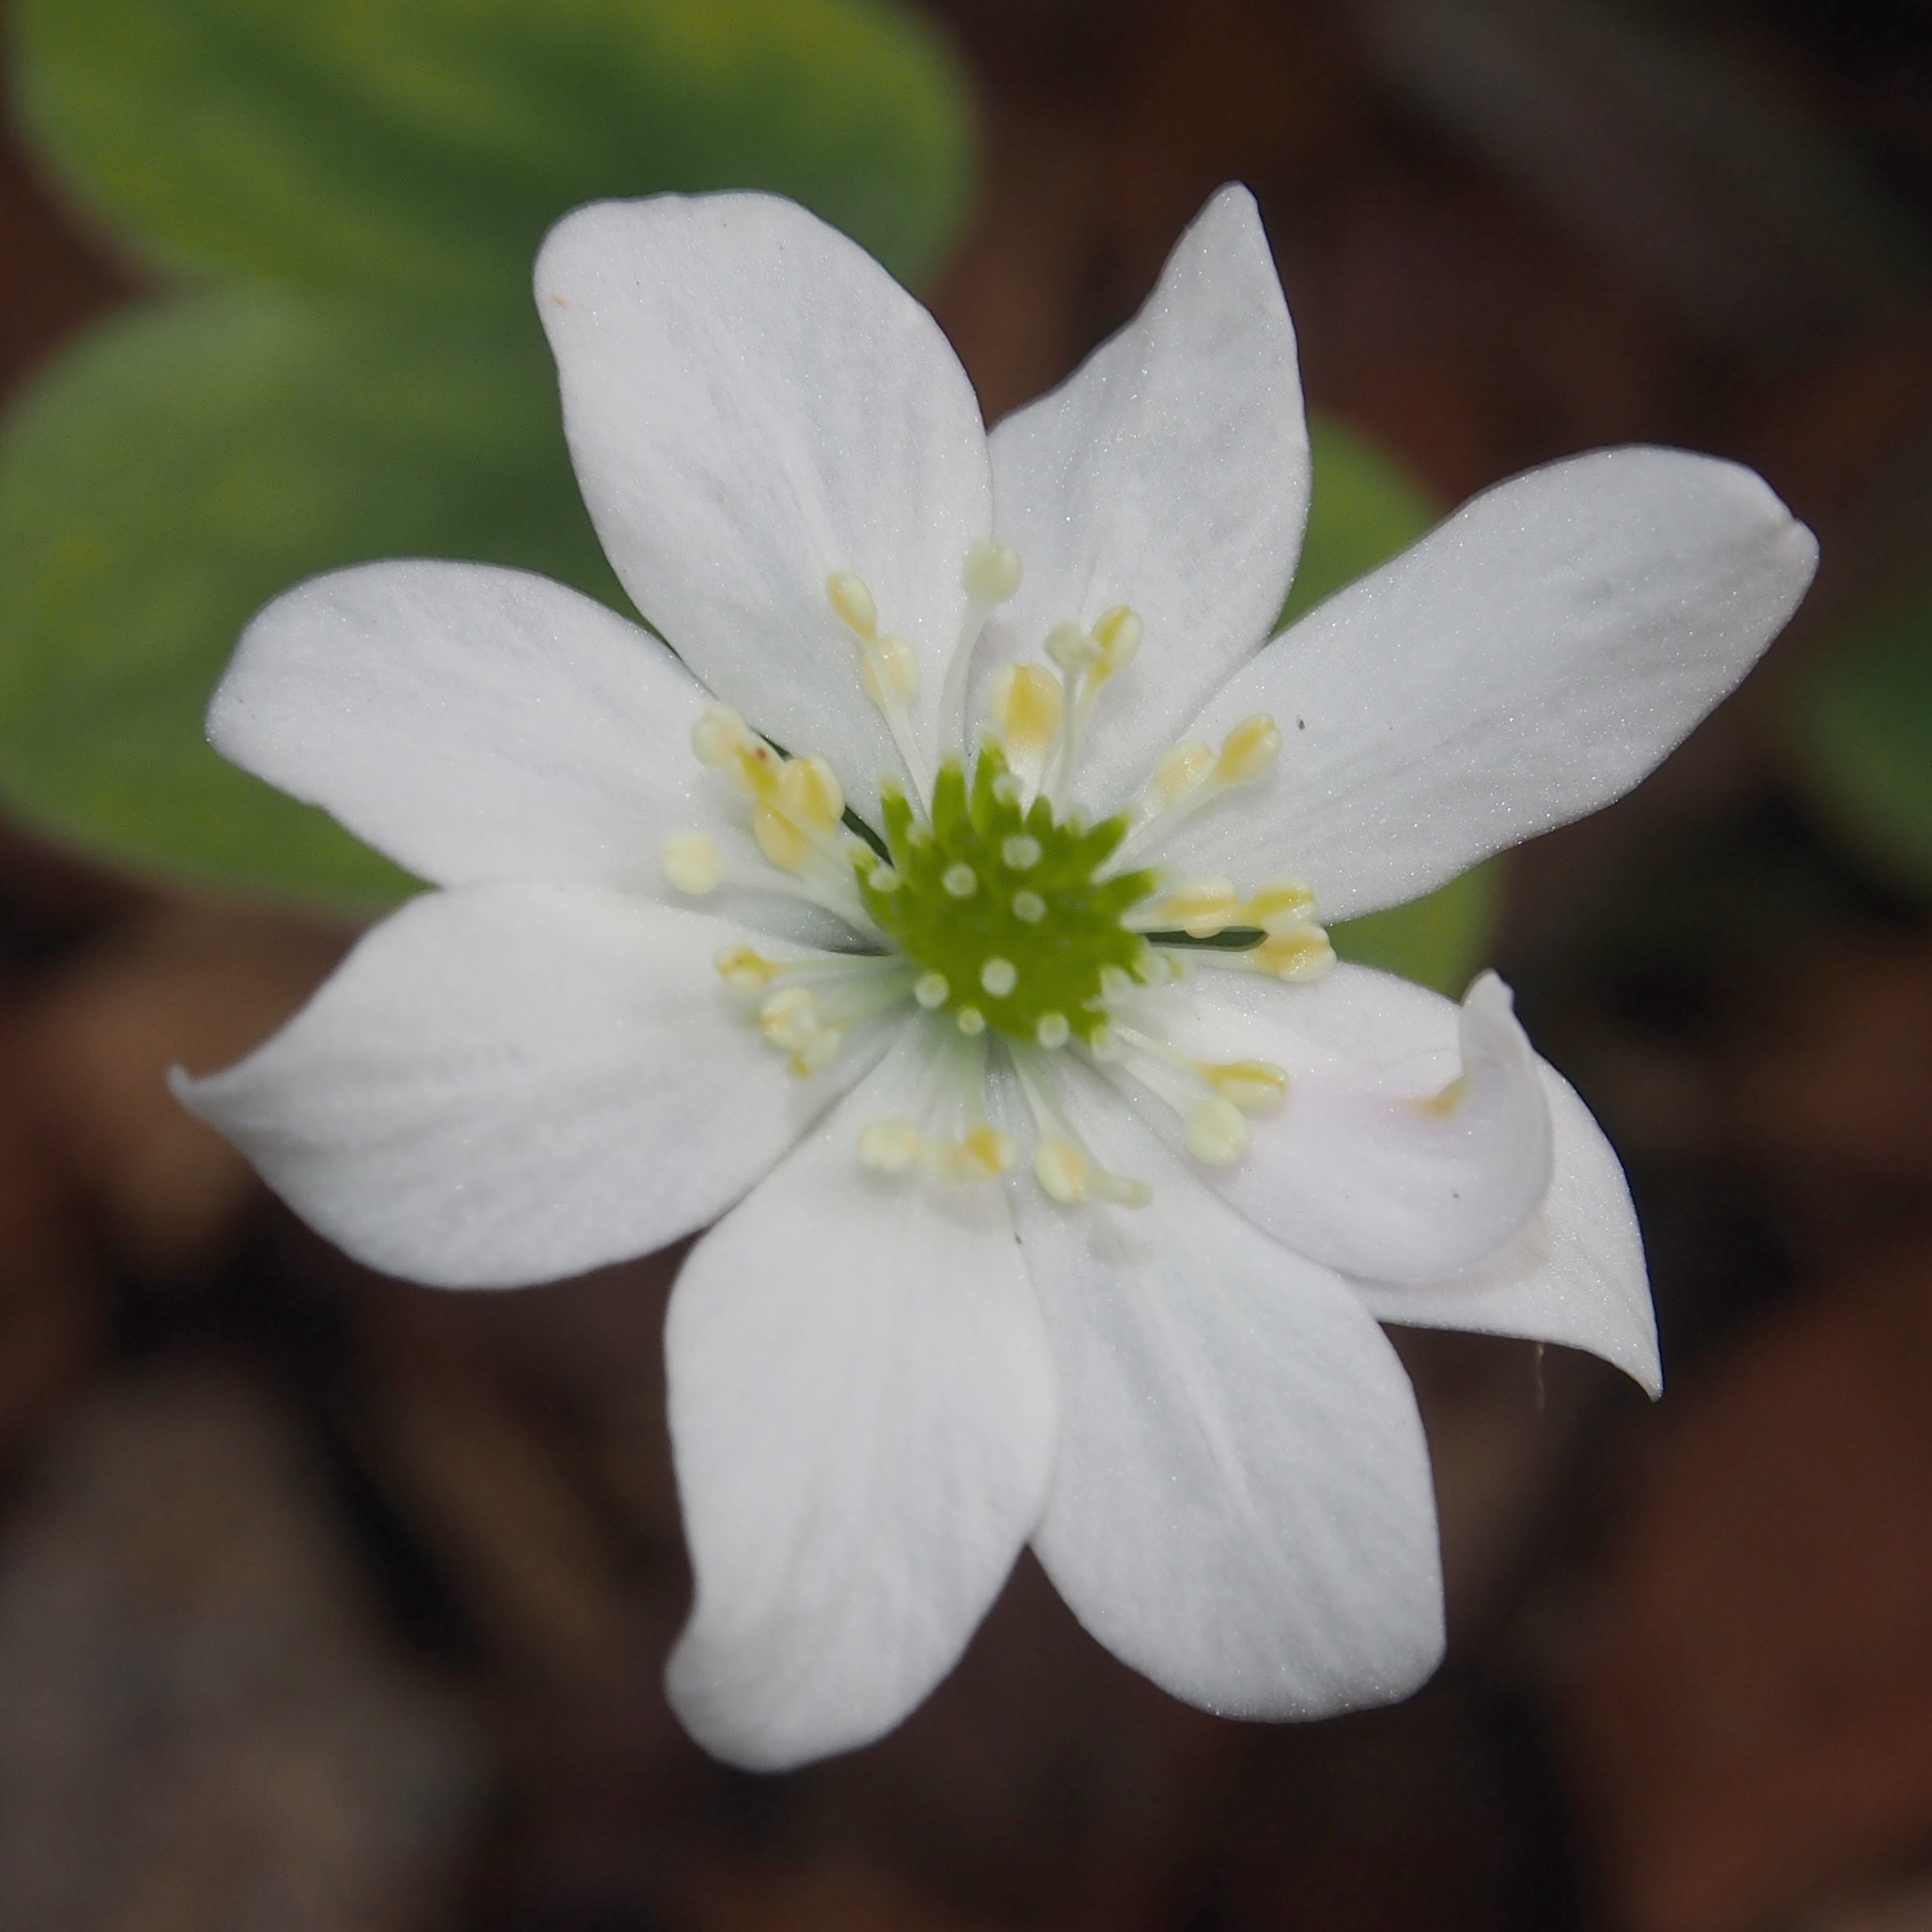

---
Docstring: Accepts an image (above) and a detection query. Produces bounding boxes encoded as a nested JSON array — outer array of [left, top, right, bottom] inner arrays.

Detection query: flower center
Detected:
[[853, 743, 1157, 1049]]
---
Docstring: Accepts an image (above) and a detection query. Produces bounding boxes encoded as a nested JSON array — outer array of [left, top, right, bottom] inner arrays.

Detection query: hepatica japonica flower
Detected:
[[177, 186, 1817, 1769]]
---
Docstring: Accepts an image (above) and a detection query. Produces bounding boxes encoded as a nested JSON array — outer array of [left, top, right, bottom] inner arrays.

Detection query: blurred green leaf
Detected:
[[11, 0, 975, 306], [1789, 603, 1932, 894], [1281, 415, 1439, 629], [0, 290, 624, 910], [1290, 418, 1500, 995]]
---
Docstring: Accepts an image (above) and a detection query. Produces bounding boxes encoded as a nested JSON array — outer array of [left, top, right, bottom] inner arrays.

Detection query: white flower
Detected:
[[176, 186, 1817, 1771]]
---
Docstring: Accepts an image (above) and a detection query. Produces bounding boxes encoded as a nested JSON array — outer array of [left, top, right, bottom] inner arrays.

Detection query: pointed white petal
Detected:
[[665, 1027, 1055, 1770], [175, 884, 890, 1288], [1357, 1064, 1659, 1393], [1159, 448, 1817, 914], [1183, 963, 1658, 1389], [1113, 969, 1552, 1281], [538, 194, 992, 806], [975, 186, 1309, 803], [211, 560, 716, 896], [1015, 1072, 1441, 1718]]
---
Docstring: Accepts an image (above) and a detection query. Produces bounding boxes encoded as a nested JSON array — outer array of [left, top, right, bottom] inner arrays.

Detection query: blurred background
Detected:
[[1, 0, 1931, 1926]]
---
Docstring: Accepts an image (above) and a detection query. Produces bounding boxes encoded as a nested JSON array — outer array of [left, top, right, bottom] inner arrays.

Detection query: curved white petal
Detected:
[[665, 1027, 1055, 1770], [538, 194, 992, 808], [211, 560, 714, 896], [1014, 1072, 1442, 1718], [1159, 448, 1817, 914], [1356, 1065, 1659, 1394], [174, 883, 889, 1288], [974, 186, 1310, 805], [1111, 970, 1552, 1281], [1183, 962, 1658, 1389]]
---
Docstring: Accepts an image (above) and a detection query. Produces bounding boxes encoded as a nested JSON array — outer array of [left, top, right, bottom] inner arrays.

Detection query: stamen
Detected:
[[1035, 1012, 1070, 1048], [666, 824, 872, 929], [939, 541, 1024, 754], [726, 952, 913, 1077], [827, 572, 931, 804], [1114, 713, 1287, 865], [1101, 1020, 1285, 1166], [1127, 877, 1243, 938], [1012, 890, 1047, 923], [858, 1119, 924, 1173], [662, 830, 720, 895], [989, 664, 1063, 789], [1011, 1049, 1152, 1206]]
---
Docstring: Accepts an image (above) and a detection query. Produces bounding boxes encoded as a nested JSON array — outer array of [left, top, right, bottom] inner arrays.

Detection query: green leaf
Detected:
[[1280, 415, 1438, 628], [1789, 602, 1932, 894], [0, 290, 624, 910], [11, 0, 975, 306], [1330, 860, 1503, 999], [1289, 419, 1501, 995]]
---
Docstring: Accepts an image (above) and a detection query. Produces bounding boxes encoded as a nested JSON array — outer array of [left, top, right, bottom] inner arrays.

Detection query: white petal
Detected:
[[211, 561, 713, 896], [1357, 1066, 1659, 1395], [1159, 448, 1817, 915], [538, 194, 992, 806], [174, 883, 889, 1288], [974, 186, 1310, 805], [1184, 963, 1658, 1389], [665, 1027, 1055, 1770], [1113, 969, 1552, 1281], [1014, 1073, 1441, 1717]]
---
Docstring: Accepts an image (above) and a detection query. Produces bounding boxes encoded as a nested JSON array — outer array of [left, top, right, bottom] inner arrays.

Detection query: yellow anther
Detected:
[[989, 663, 1064, 764], [1418, 1074, 1470, 1120], [914, 972, 950, 1008], [858, 633, 920, 707], [1246, 881, 1317, 929], [1002, 835, 1042, 871], [1012, 890, 1047, 924], [1204, 1060, 1289, 1113], [1034, 1137, 1089, 1204], [1035, 1011, 1070, 1048], [1094, 1171, 1154, 1208], [949, 1126, 1019, 1181], [1045, 621, 1101, 677], [692, 704, 782, 800], [1185, 1095, 1250, 1165], [1151, 739, 1215, 806], [692, 703, 755, 770], [662, 830, 720, 895], [858, 1118, 924, 1173], [759, 987, 820, 1050], [956, 1006, 987, 1035], [980, 958, 1018, 998], [713, 945, 779, 992], [943, 862, 978, 898], [962, 540, 1023, 604], [1251, 928, 1336, 981], [827, 571, 879, 638], [1217, 714, 1283, 785], [1090, 606, 1142, 683], [1158, 877, 1242, 938], [777, 756, 844, 834], [752, 801, 815, 872], [868, 865, 902, 894]]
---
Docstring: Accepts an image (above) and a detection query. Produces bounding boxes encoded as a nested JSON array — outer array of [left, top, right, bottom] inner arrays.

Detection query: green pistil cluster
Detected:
[[854, 744, 1158, 1046]]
